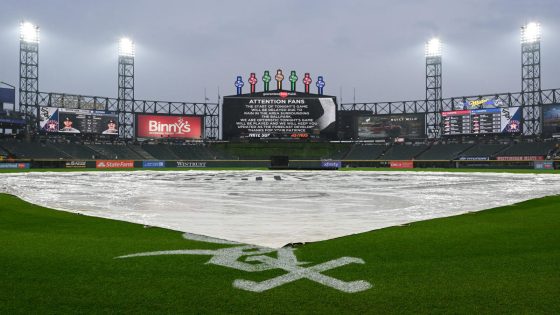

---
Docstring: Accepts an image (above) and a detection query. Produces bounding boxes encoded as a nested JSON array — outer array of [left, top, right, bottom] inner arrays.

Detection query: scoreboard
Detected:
[[442, 107, 522, 135], [222, 91, 337, 140], [39, 107, 118, 135]]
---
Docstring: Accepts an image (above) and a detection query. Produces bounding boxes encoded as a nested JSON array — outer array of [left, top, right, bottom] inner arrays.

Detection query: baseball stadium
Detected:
[[1, 10, 560, 315]]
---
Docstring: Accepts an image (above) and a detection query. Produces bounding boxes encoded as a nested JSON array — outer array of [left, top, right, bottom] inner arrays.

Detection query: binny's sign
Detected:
[[116, 233, 372, 293], [136, 115, 202, 139]]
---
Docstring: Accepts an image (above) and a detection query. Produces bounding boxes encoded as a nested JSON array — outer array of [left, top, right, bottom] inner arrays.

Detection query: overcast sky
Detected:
[[1, 0, 559, 104]]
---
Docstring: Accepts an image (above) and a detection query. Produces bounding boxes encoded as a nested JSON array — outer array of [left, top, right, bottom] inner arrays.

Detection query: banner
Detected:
[[174, 161, 207, 168], [390, 161, 414, 169], [321, 160, 341, 169], [496, 156, 544, 161], [534, 161, 554, 170], [96, 160, 134, 169], [65, 161, 87, 168], [458, 156, 490, 161], [142, 161, 165, 168], [136, 115, 202, 139], [0, 163, 30, 169]]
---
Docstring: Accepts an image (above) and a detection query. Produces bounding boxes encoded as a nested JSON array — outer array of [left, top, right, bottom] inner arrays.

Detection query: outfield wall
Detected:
[[0, 159, 558, 170]]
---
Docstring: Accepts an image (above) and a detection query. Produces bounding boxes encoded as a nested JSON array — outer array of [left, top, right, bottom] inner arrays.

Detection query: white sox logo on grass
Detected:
[[116, 233, 372, 293]]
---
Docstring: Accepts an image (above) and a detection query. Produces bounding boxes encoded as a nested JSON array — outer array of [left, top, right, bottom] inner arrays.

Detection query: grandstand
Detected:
[[416, 143, 473, 160], [344, 144, 387, 160], [379, 144, 430, 160]]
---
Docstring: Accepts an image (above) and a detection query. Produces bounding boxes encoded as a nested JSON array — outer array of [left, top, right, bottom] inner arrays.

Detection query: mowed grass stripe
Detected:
[[1, 193, 559, 314]]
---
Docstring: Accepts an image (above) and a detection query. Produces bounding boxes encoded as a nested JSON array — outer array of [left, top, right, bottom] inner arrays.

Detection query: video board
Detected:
[[542, 104, 560, 137], [442, 107, 522, 135], [136, 114, 203, 139], [357, 114, 425, 139], [40, 107, 118, 135], [222, 91, 337, 140]]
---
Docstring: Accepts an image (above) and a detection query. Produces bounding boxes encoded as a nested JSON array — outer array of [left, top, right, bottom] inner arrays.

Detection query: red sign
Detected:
[[136, 115, 202, 139], [496, 156, 545, 161], [96, 160, 134, 169], [442, 110, 470, 116], [390, 160, 414, 169]]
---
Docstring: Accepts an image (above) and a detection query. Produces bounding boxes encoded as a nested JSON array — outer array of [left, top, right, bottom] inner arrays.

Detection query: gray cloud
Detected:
[[1, 0, 558, 104]]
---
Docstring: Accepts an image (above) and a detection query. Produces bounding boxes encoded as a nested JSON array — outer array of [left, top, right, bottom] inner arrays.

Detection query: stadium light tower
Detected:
[[118, 37, 135, 138], [425, 38, 442, 138], [19, 21, 40, 131], [521, 22, 541, 136]]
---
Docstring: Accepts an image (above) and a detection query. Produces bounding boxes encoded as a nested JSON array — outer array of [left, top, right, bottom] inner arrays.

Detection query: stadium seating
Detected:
[[167, 145, 216, 160], [140, 144, 181, 160], [344, 144, 387, 160], [0, 140, 70, 159], [416, 143, 473, 160], [86, 144, 144, 160], [380, 144, 429, 160], [50, 143, 99, 159], [458, 144, 509, 158], [498, 142, 558, 157]]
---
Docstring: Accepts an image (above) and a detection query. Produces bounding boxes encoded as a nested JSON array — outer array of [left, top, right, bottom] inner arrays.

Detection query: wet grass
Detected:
[[1, 193, 560, 314]]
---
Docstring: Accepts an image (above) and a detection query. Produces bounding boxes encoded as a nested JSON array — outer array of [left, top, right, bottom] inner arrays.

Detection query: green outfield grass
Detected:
[[1, 193, 559, 314]]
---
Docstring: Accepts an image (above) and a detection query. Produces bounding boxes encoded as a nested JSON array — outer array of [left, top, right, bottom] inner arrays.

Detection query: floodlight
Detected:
[[521, 22, 541, 44], [119, 37, 135, 57], [20, 21, 39, 43], [425, 38, 442, 57]]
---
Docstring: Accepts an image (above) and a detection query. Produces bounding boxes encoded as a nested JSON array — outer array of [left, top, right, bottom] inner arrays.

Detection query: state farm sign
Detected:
[[136, 115, 202, 139], [96, 160, 134, 169]]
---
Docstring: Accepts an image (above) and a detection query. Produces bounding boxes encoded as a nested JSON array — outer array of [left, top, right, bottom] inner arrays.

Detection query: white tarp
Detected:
[[1, 171, 559, 248]]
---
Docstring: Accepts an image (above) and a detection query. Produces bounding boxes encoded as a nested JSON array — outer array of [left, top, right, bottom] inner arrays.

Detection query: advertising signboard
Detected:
[[136, 115, 202, 139], [357, 114, 425, 139], [389, 161, 414, 169], [95, 160, 134, 169], [222, 91, 337, 140]]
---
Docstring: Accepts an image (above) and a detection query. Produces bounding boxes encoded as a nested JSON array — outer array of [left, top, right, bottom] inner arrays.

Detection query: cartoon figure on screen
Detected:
[[275, 69, 284, 90], [248, 73, 258, 94], [316, 76, 325, 95], [60, 117, 80, 133], [289, 71, 298, 92], [235, 76, 244, 95], [102, 119, 118, 135], [303, 73, 312, 94], [262, 70, 271, 92]]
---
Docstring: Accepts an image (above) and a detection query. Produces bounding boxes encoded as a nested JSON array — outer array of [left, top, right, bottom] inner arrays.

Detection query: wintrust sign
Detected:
[[137, 115, 202, 139]]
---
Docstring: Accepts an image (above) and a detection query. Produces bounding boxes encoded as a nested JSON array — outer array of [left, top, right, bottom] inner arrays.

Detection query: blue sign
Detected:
[[534, 161, 554, 170], [0, 163, 30, 169], [0, 118, 26, 125], [471, 108, 501, 114], [142, 161, 165, 168], [321, 160, 341, 169], [0, 87, 15, 104]]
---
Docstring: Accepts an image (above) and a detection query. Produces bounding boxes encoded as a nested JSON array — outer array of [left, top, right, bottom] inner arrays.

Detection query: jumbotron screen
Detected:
[[442, 107, 522, 135], [357, 114, 425, 139], [222, 91, 337, 140], [39, 107, 118, 135], [136, 114, 203, 139], [542, 104, 560, 137]]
